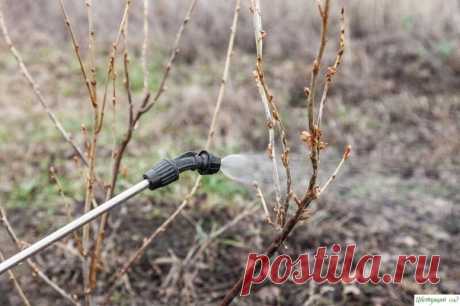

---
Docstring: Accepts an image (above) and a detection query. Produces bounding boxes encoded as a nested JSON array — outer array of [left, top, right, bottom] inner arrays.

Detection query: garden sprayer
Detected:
[[0, 150, 221, 275]]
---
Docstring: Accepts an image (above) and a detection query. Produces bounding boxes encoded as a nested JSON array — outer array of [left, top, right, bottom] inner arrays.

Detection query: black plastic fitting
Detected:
[[143, 151, 221, 190]]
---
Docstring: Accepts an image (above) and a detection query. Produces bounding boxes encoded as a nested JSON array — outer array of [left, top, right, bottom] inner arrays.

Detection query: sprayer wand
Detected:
[[0, 150, 221, 275]]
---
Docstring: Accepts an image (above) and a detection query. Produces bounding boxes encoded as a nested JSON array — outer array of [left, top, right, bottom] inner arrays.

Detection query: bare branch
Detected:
[[58, 0, 97, 107], [250, 0, 263, 62], [86, 0, 97, 102], [183, 203, 259, 269], [254, 71, 282, 209], [137, 0, 198, 116], [256, 66, 293, 226], [249, 0, 283, 224], [319, 145, 351, 195], [123, 17, 134, 128], [317, 8, 345, 128], [205, 0, 240, 149], [253, 182, 274, 225], [98, 0, 131, 133], [306, 0, 330, 192]]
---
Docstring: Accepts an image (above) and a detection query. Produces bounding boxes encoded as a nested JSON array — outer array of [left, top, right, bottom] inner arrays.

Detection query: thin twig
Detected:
[[205, 0, 239, 148], [183, 204, 259, 269], [0, 207, 80, 306], [253, 71, 281, 205], [250, 0, 285, 225], [98, 0, 131, 133], [108, 65, 118, 193], [49, 167, 73, 222], [317, 8, 345, 129], [86, 0, 97, 103], [136, 0, 198, 116], [58, 0, 96, 107], [253, 182, 272, 224], [142, 0, 149, 96], [319, 145, 350, 195], [0, 250, 32, 306], [0, 8, 87, 166], [255, 64, 293, 226], [81, 108, 99, 306], [123, 14, 134, 133], [314, 9, 345, 193], [306, 0, 330, 192]]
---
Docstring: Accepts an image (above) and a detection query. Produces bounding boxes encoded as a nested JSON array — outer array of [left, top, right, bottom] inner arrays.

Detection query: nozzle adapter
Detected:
[[143, 150, 221, 190], [196, 150, 221, 175]]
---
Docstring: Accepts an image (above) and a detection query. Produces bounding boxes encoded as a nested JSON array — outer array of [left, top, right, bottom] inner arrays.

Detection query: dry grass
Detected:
[[2, 1, 460, 54]]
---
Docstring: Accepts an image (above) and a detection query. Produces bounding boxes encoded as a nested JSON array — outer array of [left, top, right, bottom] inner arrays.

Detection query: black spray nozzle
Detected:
[[143, 150, 221, 190]]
